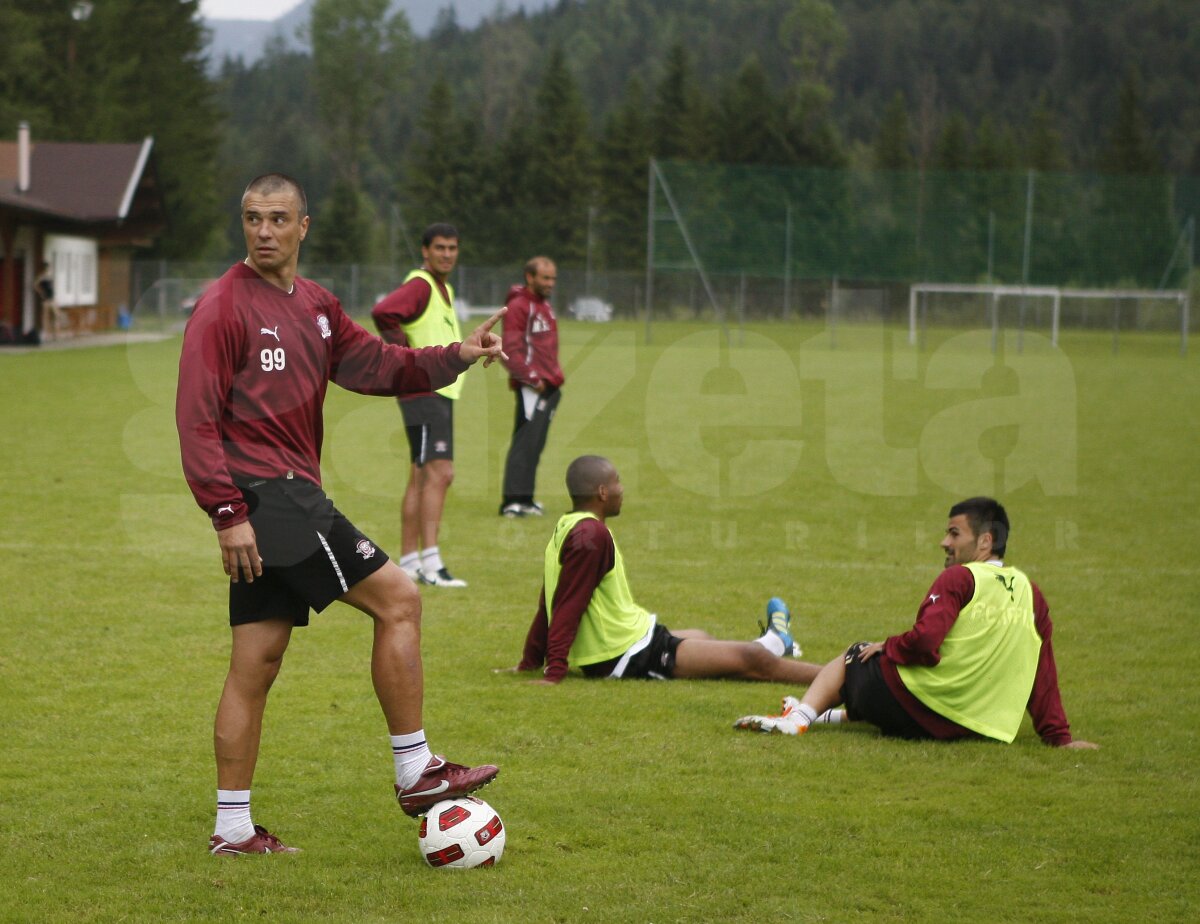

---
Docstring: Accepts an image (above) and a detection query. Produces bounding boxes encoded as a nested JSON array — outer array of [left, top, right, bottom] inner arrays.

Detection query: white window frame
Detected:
[[45, 234, 99, 306]]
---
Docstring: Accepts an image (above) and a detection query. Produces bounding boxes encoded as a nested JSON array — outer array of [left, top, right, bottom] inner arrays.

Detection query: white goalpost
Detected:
[[908, 283, 1190, 355]]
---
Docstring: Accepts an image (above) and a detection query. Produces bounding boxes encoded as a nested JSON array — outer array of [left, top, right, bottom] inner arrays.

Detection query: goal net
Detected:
[[908, 283, 1190, 354]]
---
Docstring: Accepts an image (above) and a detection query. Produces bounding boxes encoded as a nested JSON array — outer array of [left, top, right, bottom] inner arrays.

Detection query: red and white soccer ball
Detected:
[[418, 796, 506, 868]]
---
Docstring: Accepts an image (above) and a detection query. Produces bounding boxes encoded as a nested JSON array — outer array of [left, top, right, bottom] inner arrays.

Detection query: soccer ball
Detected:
[[418, 796, 506, 868]]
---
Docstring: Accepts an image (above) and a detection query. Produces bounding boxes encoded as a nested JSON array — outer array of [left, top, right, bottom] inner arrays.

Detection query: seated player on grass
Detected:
[[734, 497, 1099, 749], [507, 455, 823, 687]]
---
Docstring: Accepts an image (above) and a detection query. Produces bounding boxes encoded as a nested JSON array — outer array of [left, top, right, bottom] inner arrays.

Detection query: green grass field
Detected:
[[1, 320, 1196, 923]]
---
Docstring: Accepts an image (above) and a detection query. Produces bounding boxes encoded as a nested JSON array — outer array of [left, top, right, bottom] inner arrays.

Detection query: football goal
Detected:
[[908, 283, 1190, 355]]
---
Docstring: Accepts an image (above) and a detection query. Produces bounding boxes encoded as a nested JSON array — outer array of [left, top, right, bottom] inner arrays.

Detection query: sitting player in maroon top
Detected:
[[177, 174, 507, 855], [735, 497, 1099, 750]]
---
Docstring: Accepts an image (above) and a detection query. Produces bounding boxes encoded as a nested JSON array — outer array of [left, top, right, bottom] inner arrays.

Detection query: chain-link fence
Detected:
[[128, 158, 1197, 351], [126, 260, 650, 331], [650, 160, 1198, 290]]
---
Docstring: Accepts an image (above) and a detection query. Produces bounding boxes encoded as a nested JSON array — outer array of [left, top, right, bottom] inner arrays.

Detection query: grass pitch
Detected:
[[0, 320, 1196, 923]]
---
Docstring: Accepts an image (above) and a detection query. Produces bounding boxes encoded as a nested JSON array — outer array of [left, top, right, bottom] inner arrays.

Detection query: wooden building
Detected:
[[0, 122, 166, 339]]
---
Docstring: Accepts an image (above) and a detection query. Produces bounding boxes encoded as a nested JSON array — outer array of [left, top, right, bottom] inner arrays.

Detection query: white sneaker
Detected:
[[733, 696, 808, 735], [401, 562, 422, 582], [420, 567, 467, 588], [500, 502, 544, 518]]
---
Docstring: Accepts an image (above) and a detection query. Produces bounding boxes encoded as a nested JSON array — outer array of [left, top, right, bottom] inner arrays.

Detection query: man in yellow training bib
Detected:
[[373, 223, 469, 588], [509, 455, 823, 687], [734, 497, 1098, 749]]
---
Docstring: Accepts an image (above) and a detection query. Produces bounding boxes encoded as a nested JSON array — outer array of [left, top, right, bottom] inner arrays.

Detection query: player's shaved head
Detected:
[[524, 255, 554, 278], [566, 455, 615, 502], [242, 173, 308, 217]]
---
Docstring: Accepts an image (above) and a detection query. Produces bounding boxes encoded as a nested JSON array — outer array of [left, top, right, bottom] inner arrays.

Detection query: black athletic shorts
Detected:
[[228, 476, 389, 627], [840, 641, 933, 739], [581, 622, 682, 680], [400, 394, 454, 465]]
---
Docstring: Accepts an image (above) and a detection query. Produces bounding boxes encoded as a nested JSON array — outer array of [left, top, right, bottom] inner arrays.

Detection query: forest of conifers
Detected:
[[3, 0, 1196, 272]]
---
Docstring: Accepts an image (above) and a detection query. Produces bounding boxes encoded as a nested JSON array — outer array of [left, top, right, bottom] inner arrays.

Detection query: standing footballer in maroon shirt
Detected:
[[176, 174, 506, 856], [498, 256, 565, 518], [735, 497, 1099, 750]]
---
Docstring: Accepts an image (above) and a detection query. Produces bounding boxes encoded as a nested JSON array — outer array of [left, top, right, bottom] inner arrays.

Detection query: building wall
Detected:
[[97, 247, 131, 330]]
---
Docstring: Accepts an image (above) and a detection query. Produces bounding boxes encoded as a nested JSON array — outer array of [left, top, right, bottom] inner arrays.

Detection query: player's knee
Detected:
[[229, 649, 285, 696], [432, 462, 455, 489], [741, 642, 777, 679], [374, 573, 422, 629], [261, 652, 285, 689]]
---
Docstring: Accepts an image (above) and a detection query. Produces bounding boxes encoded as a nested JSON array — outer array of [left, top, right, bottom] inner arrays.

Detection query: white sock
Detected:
[[398, 551, 420, 574], [215, 789, 255, 844], [795, 703, 819, 729], [754, 632, 786, 658], [420, 546, 444, 575], [392, 731, 434, 789], [814, 708, 847, 724]]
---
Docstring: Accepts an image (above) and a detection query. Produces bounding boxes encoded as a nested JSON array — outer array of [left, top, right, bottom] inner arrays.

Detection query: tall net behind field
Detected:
[[648, 160, 1198, 320]]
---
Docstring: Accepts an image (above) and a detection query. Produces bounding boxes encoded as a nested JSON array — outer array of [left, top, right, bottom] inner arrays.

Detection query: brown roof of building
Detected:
[[0, 139, 155, 222]]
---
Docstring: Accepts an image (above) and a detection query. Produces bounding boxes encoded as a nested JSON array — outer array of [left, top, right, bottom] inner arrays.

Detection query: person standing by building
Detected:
[[34, 260, 60, 340], [499, 256, 564, 518], [372, 224, 469, 587], [177, 176, 503, 855]]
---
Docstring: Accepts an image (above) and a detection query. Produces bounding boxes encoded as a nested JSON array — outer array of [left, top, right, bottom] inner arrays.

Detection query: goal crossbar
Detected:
[[908, 283, 1189, 353]]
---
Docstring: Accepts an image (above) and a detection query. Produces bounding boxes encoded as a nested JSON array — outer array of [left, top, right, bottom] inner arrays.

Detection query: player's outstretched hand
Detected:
[[460, 307, 508, 367], [1062, 739, 1100, 750]]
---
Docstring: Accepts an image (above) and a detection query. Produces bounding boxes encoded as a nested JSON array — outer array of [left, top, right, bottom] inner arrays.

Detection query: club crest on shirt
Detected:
[[356, 539, 376, 559], [316, 314, 332, 339]]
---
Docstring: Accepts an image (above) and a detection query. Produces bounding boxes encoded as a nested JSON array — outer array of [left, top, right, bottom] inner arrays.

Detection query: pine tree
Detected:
[[779, 0, 848, 168], [403, 74, 485, 259], [55, 0, 223, 257], [497, 46, 594, 264], [308, 0, 411, 263], [0, 3, 52, 132], [308, 176, 372, 267], [1026, 99, 1068, 171], [310, 0, 411, 186], [934, 114, 971, 170], [715, 56, 790, 165], [596, 77, 652, 270], [874, 92, 915, 170], [1102, 68, 1160, 175], [652, 43, 710, 161], [971, 116, 1018, 171], [1094, 67, 1171, 286]]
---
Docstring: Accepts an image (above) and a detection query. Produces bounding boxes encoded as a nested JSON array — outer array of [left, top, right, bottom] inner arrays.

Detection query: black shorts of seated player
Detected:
[[581, 623, 684, 680], [838, 641, 934, 739], [400, 394, 455, 465], [229, 477, 389, 627]]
